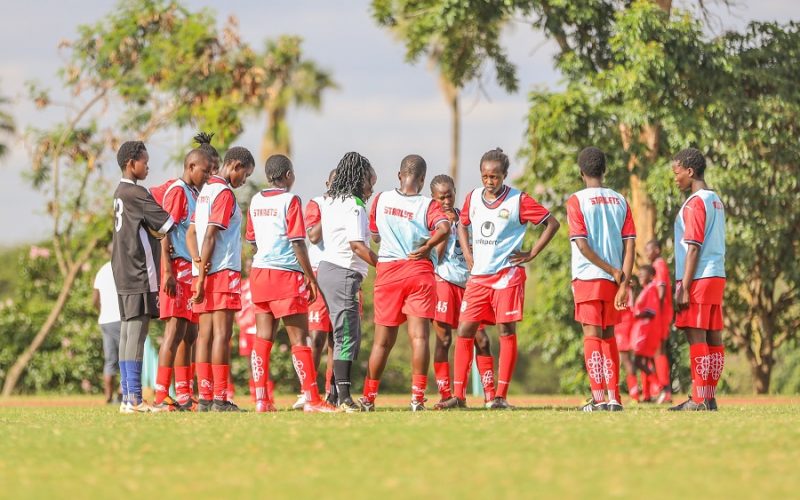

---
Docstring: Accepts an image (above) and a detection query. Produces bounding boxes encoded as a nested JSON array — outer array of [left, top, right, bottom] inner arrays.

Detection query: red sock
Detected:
[[227, 371, 235, 401], [196, 362, 212, 401], [641, 372, 651, 400], [626, 373, 639, 401], [411, 374, 427, 403], [434, 362, 452, 399], [291, 345, 320, 403], [648, 372, 661, 395], [363, 377, 380, 402], [248, 377, 256, 403], [267, 378, 275, 404], [496, 334, 518, 399], [584, 337, 605, 403], [325, 364, 333, 394], [655, 354, 671, 393], [690, 343, 710, 403], [154, 366, 172, 404], [708, 345, 725, 399], [189, 362, 196, 398], [453, 337, 474, 399], [602, 337, 620, 402], [251, 338, 273, 402], [174, 365, 191, 404], [212, 364, 229, 401], [475, 355, 495, 401]]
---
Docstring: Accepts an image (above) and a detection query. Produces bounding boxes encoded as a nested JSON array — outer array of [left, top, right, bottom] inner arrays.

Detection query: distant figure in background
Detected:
[[93, 258, 121, 404]]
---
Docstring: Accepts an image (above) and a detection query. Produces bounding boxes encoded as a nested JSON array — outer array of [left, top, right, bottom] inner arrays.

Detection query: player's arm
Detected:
[[305, 199, 323, 244], [287, 196, 319, 303], [457, 221, 473, 271], [192, 225, 218, 303], [408, 221, 450, 260], [92, 289, 100, 312], [677, 245, 700, 312], [368, 195, 381, 244], [160, 237, 176, 298], [141, 191, 174, 238], [614, 238, 636, 310], [676, 198, 705, 312], [350, 241, 378, 267], [510, 215, 560, 265], [307, 223, 322, 244]]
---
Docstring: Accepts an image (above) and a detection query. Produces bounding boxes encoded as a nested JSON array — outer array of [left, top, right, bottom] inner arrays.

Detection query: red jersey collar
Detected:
[[481, 185, 510, 209]]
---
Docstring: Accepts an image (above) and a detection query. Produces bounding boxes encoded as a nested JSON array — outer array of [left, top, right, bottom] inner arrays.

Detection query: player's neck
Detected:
[[181, 172, 194, 188], [690, 179, 707, 194], [122, 172, 138, 184], [483, 185, 506, 201], [584, 178, 603, 188]]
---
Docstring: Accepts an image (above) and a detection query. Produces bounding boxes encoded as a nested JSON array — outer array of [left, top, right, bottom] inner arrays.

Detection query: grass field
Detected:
[[1, 395, 799, 499]]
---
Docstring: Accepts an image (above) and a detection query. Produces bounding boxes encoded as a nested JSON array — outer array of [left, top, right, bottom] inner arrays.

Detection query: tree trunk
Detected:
[[1, 236, 100, 397], [439, 75, 460, 185], [260, 104, 290, 164], [653, 0, 672, 13]]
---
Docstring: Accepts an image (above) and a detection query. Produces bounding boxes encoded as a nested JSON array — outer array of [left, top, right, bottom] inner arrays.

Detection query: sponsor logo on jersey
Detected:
[[480, 221, 495, 237]]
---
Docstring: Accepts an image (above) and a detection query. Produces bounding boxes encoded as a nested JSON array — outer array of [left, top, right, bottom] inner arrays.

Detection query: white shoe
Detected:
[[292, 394, 307, 410], [130, 401, 152, 413], [410, 399, 426, 412], [120, 402, 134, 414]]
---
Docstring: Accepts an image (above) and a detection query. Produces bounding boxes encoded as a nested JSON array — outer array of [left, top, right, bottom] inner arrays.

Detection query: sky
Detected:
[[0, 0, 798, 245]]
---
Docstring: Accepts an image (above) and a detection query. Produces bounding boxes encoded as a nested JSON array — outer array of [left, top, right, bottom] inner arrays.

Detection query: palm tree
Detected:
[[259, 36, 336, 162]]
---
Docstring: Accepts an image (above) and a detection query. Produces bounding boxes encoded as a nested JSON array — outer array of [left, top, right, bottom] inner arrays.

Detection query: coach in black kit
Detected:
[[111, 140, 174, 413]]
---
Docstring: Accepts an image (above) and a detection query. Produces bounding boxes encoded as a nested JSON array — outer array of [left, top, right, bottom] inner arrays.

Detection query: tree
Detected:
[[258, 36, 336, 162], [371, 0, 519, 184], [0, 88, 14, 159], [1, 0, 275, 396]]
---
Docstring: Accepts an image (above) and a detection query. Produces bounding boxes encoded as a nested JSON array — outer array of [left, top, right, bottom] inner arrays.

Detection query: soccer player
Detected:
[[151, 146, 212, 412], [614, 282, 637, 401], [316, 152, 378, 413], [669, 148, 726, 412], [565, 147, 635, 412], [439, 148, 560, 410], [246, 154, 334, 413], [111, 141, 174, 413], [428, 175, 496, 408], [359, 155, 451, 412], [645, 239, 674, 403], [93, 254, 121, 405], [631, 265, 662, 401], [296, 169, 337, 409], [190, 146, 255, 412]]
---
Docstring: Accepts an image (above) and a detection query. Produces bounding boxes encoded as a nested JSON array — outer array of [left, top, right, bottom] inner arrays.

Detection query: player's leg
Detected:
[[251, 311, 278, 412], [474, 327, 496, 406], [432, 320, 453, 402], [153, 317, 187, 408], [125, 314, 151, 412], [194, 313, 214, 410], [669, 327, 709, 411], [283, 313, 333, 412], [600, 325, 622, 409], [210, 309, 236, 411], [361, 324, 399, 410], [706, 327, 724, 410], [489, 322, 517, 410], [655, 339, 672, 404], [581, 321, 607, 411], [173, 322, 196, 410], [117, 320, 130, 412], [407, 315, 431, 410], [324, 332, 336, 405], [101, 322, 120, 404], [621, 349, 638, 402], [436, 320, 480, 409]]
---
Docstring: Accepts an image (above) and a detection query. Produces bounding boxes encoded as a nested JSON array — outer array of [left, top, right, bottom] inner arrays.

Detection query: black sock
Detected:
[[333, 359, 352, 403], [327, 370, 339, 404]]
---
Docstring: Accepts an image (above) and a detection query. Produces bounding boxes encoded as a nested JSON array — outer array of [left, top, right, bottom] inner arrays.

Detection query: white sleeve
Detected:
[[346, 203, 368, 243]]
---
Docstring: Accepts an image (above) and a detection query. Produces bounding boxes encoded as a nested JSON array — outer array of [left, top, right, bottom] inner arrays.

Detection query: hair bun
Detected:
[[495, 147, 504, 153], [194, 131, 215, 145]]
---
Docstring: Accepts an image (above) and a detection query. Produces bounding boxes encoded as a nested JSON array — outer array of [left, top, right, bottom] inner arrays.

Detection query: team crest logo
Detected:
[[499, 209, 510, 220], [480, 221, 495, 237]]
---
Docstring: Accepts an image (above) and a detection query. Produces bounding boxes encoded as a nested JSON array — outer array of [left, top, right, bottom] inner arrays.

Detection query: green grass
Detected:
[[1, 396, 799, 499]]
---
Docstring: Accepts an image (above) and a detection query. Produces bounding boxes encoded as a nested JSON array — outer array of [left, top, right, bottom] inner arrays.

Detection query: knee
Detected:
[[438, 334, 452, 351], [474, 335, 490, 353]]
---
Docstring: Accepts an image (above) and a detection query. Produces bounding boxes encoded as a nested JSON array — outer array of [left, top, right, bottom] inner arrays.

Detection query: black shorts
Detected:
[[118, 292, 159, 320]]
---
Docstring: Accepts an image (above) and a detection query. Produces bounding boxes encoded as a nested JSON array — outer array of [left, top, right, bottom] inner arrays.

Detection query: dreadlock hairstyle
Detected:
[[479, 147, 510, 174], [430, 173, 456, 192], [194, 131, 219, 161], [578, 146, 606, 178], [672, 148, 706, 178], [116, 141, 147, 171], [223, 146, 256, 169], [327, 152, 373, 201], [264, 154, 293, 184]]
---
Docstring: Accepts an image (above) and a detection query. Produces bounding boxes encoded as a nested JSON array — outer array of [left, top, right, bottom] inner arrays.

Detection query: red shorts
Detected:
[[614, 318, 633, 351], [192, 270, 242, 313], [433, 277, 465, 329], [254, 295, 308, 319], [308, 295, 332, 332], [159, 280, 193, 321], [574, 300, 621, 329], [460, 281, 524, 325], [675, 278, 725, 331], [632, 323, 660, 358], [374, 273, 435, 326]]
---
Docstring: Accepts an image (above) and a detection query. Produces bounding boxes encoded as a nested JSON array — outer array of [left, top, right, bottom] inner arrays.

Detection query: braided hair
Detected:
[[430, 174, 455, 192], [479, 147, 510, 174], [327, 152, 373, 201], [116, 141, 147, 171], [194, 131, 220, 171]]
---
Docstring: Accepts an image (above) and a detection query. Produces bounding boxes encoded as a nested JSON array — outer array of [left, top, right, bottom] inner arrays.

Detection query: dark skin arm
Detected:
[[160, 236, 176, 298], [92, 289, 101, 312], [291, 240, 319, 304], [350, 240, 378, 267], [307, 223, 322, 245], [575, 237, 635, 310], [509, 216, 561, 265], [457, 222, 474, 271], [191, 225, 219, 303], [676, 244, 700, 312], [408, 221, 451, 260]]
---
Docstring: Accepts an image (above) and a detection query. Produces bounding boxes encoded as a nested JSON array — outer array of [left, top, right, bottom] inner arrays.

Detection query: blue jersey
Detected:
[[461, 186, 550, 276], [192, 176, 242, 275], [674, 189, 726, 281], [369, 189, 447, 263], [163, 179, 197, 262], [246, 189, 305, 272], [566, 187, 636, 282], [434, 209, 469, 288]]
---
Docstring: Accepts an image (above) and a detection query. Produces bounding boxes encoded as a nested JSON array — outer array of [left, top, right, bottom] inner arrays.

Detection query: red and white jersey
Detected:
[[245, 188, 305, 272], [652, 256, 673, 317], [674, 190, 726, 281], [192, 175, 241, 276], [632, 281, 660, 340], [566, 187, 635, 282], [305, 196, 325, 270], [461, 185, 550, 277]]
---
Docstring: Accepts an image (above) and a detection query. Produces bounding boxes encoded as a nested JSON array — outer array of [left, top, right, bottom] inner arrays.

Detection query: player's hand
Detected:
[[305, 275, 319, 304], [614, 282, 628, 311], [191, 279, 205, 304], [408, 244, 432, 260], [675, 282, 690, 312], [162, 275, 177, 298], [509, 249, 534, 265], [611, 268, 624, 285], [168, 243, 175, 257]]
